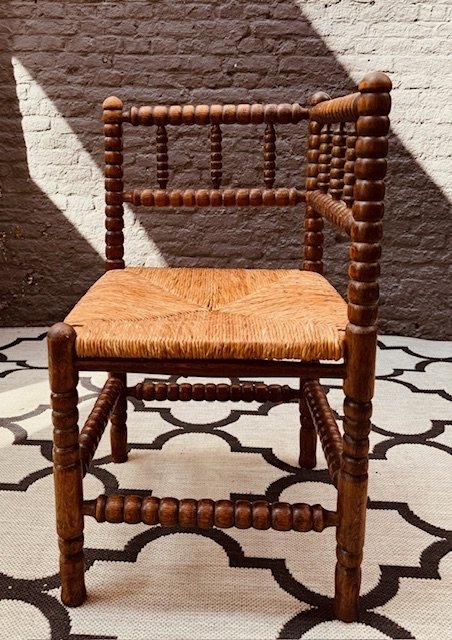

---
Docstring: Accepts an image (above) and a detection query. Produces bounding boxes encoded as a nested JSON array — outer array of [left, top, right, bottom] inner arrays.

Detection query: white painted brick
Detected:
[[22, 116, 51, 131], [66, 195, 96, 211]]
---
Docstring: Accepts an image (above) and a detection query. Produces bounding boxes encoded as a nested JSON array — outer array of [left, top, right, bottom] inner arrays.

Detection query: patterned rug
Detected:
[[0, 328, 451, 640]]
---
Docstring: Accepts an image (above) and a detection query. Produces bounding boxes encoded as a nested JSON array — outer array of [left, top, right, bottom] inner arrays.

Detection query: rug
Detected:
[[0, 328, 451, 640]]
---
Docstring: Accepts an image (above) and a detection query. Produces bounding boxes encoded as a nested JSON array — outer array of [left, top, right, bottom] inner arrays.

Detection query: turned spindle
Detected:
[[263, 123, 276, 188], [103, 96, 125, 270], [303, 91, 329, 273], [210, 124, 222, 189], [329, 122, 346, 200], [156, 125, 169, 189], [79, 376, 124, 475], [122, 103, 309, 126], [317, 124, 332, 194], [84, 494, 338, 532], [305, 191, 353, 235], [123, 187, 304, 208], [309, 92, 360, 124], [343, 124, 357, 208], [129, 381, 299, 403], [302, 380, 342, 486]]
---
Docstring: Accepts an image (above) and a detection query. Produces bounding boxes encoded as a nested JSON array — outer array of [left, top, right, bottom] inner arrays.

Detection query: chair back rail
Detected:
[[122, 187, 306, 208], [102, 74, 391, 306], [119, 103, 309, 126]]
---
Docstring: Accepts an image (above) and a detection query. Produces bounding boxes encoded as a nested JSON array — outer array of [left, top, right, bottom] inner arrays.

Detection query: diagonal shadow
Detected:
[[0, 53, 104, 326], [0, 0, 450, 338]]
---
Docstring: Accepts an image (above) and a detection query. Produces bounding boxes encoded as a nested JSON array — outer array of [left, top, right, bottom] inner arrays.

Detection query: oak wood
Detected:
[[309, 92, 360, 124], [303, 91, 329, 273], [123, 187, 305, 208], [329, 123, 346, 200], [334, 70, 391, 623], [317, 125, 332, 195], [129, 381, 300, 403], [305, 190, 353, 235], [48, 323, 86, 607], [121, 103, 309, 126], [79, 375, 124, 475], [83, 495, 338, 532], [156, 126, 169, 189], [103, 97, 125, 271], [263, 123, 276, 188], [298, 380, 317, 468], [76, 358, 346, 378], [109, 372, 128, 463], [210, 124, 222, 189], [303, 380, 343, 487], [51, 74, 392, 621], [343, 124, 357, 208]]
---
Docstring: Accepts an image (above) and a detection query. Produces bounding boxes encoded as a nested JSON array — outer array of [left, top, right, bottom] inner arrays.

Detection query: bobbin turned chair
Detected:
[[48, 72, 391, 622]]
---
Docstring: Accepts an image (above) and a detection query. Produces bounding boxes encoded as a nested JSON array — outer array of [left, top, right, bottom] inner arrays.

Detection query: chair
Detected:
[[48, 71, 391, 622]]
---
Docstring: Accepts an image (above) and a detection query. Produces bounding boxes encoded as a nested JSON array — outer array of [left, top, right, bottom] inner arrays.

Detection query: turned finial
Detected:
[[358, 72, 392, 93], [103, 96, 123, 110], [309, 91, 330, 106]]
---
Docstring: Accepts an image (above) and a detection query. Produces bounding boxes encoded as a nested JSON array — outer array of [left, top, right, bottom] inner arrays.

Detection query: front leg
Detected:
[[48, 323, 86, 606]]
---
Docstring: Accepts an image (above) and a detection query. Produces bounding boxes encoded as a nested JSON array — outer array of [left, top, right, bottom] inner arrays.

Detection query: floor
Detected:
[[0, 328, 451, 640]]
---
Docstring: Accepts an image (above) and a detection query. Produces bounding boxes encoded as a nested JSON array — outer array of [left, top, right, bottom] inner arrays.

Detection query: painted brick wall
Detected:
[[0, 0, 451, 338]]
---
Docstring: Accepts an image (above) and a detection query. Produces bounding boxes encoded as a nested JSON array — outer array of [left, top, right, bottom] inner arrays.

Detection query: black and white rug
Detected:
[[0, 328, 451, 640]]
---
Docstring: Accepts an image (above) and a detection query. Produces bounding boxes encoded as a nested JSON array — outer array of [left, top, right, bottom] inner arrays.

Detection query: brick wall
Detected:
[[0, 0, 451, 338]]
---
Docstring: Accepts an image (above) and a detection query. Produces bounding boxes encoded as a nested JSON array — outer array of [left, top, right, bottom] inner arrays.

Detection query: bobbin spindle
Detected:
[[329, 122, 346, 200], [263, 123, 276, 188], [156, 125, 169, 189], [79, 376, 124, 474], [103, 96, 125, 270], [122, 103, 309, 126], [128, 381, 299, 403], [317, 124, 332, 194], [210, 124, 222, 189], [303, 91, 329, 273], [83, 494, 338, 532], [343, 124, 357, 208]]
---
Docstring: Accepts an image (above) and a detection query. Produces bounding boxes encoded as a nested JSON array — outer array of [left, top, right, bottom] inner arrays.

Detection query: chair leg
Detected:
[[48, 323, 86, 607], [298, 382, 317, 468], [334, 395, 371, 622], [110, 372, 128, 463]]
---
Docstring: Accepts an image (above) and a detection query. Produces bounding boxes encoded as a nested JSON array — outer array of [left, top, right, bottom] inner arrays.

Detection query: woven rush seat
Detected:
[[65, 267, 348, 361]]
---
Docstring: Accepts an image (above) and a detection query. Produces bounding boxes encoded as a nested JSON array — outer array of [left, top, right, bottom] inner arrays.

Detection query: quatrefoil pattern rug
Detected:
[[0, 328, 451, 640]]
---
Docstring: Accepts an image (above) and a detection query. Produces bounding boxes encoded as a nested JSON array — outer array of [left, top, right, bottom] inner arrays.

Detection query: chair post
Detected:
[[103, 96, 125, 271], [48, 323, 86, 607], [334, 72, 391, 622], [110, 372, 128, 463]]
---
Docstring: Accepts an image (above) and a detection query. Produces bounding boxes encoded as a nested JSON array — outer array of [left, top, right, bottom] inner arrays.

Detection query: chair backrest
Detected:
[[102, 72, 392, 337], [102, 98, 312, 271]]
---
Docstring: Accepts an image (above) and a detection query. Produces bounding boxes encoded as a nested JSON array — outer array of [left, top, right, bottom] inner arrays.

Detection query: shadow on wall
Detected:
[[0, 0, 450, 337], [0, 54, 104, 326]]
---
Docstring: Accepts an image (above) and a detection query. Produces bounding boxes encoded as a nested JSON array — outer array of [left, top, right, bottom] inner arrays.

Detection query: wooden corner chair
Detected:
[[48, 72, 392, 622]]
